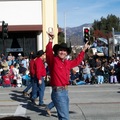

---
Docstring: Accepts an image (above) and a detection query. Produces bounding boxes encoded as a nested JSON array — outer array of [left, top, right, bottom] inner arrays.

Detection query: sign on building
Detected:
[[6, 48, 23, 52]]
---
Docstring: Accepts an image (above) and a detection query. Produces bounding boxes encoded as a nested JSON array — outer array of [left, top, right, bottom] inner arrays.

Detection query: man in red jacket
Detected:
[[32, 50, 46, 107], [46, 32, 89, 120], [23, 54, 36, 97]]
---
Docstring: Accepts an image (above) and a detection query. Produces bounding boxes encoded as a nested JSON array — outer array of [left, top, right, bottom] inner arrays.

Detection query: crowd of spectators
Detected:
[[70, 53, 120, 85], [0, 53, 30, 87], [0, 52, 120, 88]]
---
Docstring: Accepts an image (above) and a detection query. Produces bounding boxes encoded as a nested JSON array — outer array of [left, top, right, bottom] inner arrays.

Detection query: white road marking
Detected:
[[14, 103, 27, 116]]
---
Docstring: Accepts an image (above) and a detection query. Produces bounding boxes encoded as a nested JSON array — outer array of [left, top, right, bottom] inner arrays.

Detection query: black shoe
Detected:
[[30, 98, 36, 105], [38, 104, 46, 107]]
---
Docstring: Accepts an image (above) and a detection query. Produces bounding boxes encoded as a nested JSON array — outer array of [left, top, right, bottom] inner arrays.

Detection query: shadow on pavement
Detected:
[[9, 89, 77, 118], [9, 90, 53, 118]]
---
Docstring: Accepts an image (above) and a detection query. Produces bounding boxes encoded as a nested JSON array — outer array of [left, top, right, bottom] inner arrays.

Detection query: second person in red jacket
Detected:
[[32, 50, 46, 107]]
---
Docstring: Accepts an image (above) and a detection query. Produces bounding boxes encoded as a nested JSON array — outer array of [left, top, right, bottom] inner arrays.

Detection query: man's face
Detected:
[[58, 48, 68, 60], [41, 53, 46, 60]]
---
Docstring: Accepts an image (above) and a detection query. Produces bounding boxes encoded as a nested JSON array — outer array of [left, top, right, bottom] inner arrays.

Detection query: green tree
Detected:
[[92, 14, 120, 39]]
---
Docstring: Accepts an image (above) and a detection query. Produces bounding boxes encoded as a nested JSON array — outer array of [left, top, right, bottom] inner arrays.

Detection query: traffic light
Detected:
[[83, 27, 90, 43], [2, 21, 8, 39]]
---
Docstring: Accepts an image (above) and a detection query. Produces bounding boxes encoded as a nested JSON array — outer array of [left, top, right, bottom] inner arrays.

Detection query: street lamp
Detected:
[[64, 9, 79, 44], [64, 12, 67, 43]]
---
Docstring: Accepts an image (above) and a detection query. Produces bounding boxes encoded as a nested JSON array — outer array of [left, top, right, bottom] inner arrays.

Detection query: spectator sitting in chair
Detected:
[[70, 67, 86, 85], [18, 63, 27, 75], [1, 58, 9, 76]]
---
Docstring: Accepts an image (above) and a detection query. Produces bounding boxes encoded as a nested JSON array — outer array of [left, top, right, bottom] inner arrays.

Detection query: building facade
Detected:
[[0, 0, 58, 57]]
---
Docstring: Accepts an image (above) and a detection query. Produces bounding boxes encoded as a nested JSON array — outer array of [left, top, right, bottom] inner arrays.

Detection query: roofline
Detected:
[[0, 25, 42, 32]]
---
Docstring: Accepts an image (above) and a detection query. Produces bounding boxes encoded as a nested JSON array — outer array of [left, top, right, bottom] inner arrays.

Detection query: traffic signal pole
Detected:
[[2, 33, 5, 55], [2, 21, 8, 39], [1, 21, 8, 55], [2, 21, 5, 55]]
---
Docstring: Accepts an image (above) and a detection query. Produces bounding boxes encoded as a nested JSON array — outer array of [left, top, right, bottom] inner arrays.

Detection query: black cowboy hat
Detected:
[[53, 42, 72, 55], [37, 50, 45, 57]]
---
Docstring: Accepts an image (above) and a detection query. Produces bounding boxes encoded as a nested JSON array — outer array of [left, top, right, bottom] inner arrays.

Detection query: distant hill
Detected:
[[61, 23, 93, 45]]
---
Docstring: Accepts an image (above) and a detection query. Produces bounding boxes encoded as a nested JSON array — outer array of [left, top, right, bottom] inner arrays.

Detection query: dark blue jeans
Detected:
[[22, 79, 30, 86], [32, 76, 38, 100], [47, 101, 54, 110], [52, 88, 69, 120], [23, 81, 32, 92], [32, 76, 45, 105]]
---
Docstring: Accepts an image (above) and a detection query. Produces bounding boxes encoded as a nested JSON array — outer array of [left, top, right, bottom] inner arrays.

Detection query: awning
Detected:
[[97, 38, 108, 44]]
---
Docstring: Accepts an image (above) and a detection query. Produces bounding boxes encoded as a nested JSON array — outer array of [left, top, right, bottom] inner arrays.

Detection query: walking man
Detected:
[[33, 50, 46, 106], [46, 32, 89, 120]]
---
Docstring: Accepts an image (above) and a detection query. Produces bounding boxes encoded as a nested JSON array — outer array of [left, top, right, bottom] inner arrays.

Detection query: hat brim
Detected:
[[53, 44, 71, 55]]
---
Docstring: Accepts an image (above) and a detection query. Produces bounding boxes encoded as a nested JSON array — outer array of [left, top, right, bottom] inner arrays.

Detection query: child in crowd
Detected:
[[96, 66, 104, 84], [110, 68, 118, 84]]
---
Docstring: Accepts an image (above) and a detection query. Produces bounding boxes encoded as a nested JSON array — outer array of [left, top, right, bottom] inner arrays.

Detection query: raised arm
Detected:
[[46, 31, 54, 69], [70, 42, 90, 69]]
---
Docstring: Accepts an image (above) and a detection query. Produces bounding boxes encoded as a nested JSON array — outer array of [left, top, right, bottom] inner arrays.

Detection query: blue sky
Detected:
[[57, 0, 120, 28]]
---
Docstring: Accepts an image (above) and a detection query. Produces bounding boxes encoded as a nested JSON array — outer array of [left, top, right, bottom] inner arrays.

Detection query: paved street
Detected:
[[0, 84, 120, 120]]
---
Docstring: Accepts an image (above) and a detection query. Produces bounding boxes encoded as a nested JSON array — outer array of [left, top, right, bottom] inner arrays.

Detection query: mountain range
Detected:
[[62, 23, 92, 45]]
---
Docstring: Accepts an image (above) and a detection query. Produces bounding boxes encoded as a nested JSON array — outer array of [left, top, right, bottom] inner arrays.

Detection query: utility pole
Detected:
[[64, 12, 66, 43], [112, 27, 115, 54]]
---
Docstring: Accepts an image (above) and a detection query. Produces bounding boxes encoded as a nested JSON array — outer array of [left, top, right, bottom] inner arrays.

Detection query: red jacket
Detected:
[[29, 59, 35, 77], [46, 42, 85, 86], [3, 75, 11, 85], [34, 57, 46, 80]]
